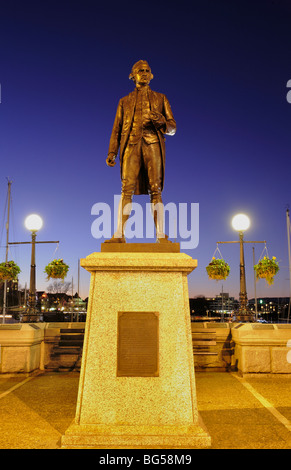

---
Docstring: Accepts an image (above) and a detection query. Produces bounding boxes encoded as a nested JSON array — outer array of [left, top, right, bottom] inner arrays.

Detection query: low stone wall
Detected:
[[0, 322, 291, 375], [231, 323, 291, 375], [0, 323, 44, 374], [0, 322, 85, 374]]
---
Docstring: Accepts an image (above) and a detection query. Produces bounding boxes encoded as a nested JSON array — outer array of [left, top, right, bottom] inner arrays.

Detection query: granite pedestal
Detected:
[[62, 244, 211, 448]]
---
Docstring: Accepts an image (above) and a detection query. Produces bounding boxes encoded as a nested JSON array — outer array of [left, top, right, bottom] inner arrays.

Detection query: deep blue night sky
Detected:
[[1, 0, 291, 300]]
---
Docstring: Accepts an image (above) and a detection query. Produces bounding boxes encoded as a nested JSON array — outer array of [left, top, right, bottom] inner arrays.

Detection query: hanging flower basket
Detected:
[[44, 259, 69, 280], [0, 260, 21, 282], [206, 257, 230, 281], [254, 256, 279, 286]]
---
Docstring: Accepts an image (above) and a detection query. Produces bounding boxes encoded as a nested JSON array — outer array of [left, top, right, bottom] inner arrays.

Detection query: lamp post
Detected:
[[231, 214, 252, 322], [22, 214, 43, 322], [217, 213, 266, 323], [8, 215, 59, 323]]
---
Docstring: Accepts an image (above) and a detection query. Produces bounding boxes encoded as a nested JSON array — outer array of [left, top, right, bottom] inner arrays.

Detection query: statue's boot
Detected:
[[157, 233, 172, 244], [104, 196, 131, 243], [104, 235, 126, 243], [151, 200, 172, 244]]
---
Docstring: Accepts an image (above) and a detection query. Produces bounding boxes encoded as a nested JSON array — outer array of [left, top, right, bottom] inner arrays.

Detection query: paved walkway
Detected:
[[0, 371, 290, 449]]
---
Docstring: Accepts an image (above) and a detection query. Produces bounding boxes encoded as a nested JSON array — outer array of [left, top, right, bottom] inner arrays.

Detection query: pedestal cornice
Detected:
[[81, 251, 197, 274]]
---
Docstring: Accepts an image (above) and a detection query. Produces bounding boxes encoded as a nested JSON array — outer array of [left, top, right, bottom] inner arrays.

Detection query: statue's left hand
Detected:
[[149, 111, 166, 129]]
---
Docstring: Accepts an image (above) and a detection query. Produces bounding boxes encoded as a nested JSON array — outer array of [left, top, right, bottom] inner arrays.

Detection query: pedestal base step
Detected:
[[61, 419, 211, 449]]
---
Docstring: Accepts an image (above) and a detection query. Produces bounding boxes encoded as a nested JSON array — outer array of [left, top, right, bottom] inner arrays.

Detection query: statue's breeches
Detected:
[[121, 140, 162, 203]]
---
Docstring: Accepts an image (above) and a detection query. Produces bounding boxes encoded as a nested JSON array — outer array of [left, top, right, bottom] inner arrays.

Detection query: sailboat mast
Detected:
[[253, 246, 258, 321], [286, 209, 291, 323], [78, 258, 80, 298], [2, 179, 12, 324]]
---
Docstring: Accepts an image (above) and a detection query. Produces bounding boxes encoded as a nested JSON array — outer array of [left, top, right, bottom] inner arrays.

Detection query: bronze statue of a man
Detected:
[[105, 60, 176, 243]]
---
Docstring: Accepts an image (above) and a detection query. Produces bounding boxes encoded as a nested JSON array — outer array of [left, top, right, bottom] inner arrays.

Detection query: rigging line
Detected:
[[0, 190, 8, 260], [9, 193, 19, 265]]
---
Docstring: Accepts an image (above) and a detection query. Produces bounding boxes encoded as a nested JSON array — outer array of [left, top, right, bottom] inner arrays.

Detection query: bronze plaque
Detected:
[[117, 312, 159, 377]]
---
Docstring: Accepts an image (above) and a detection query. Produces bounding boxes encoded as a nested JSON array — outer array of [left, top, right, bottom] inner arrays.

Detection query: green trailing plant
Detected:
[[206, 257, 230, 281], [44, 258, 69, 281], [0, 260, 21, 282], [254, 256, 279, 286]]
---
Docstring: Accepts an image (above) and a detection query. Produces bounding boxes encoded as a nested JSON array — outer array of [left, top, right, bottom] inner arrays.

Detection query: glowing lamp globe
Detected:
[[25, 214, 43, 232], [231, 213, 250, 232]]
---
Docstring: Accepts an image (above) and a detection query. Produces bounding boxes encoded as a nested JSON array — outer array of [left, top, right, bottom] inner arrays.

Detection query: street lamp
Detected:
[[231, 213, 250, 232], [231, 214, 252, 322], [8, 215, 59, 323], [23, 214, 43, 322], [25, 214, 43, 232], [217, 214, 266, 322]]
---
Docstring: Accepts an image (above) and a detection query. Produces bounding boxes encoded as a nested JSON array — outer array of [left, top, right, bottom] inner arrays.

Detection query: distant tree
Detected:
[[47, 280, 72, 294]]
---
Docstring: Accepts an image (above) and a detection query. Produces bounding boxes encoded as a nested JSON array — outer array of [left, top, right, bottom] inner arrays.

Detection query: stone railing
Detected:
[[0, 323, 85, 374], [0, 322, 291, 375], [231, 323, 291, 375]]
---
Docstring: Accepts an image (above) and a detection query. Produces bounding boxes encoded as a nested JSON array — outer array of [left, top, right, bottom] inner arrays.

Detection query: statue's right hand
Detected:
[[106, 155, 117, 167]]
